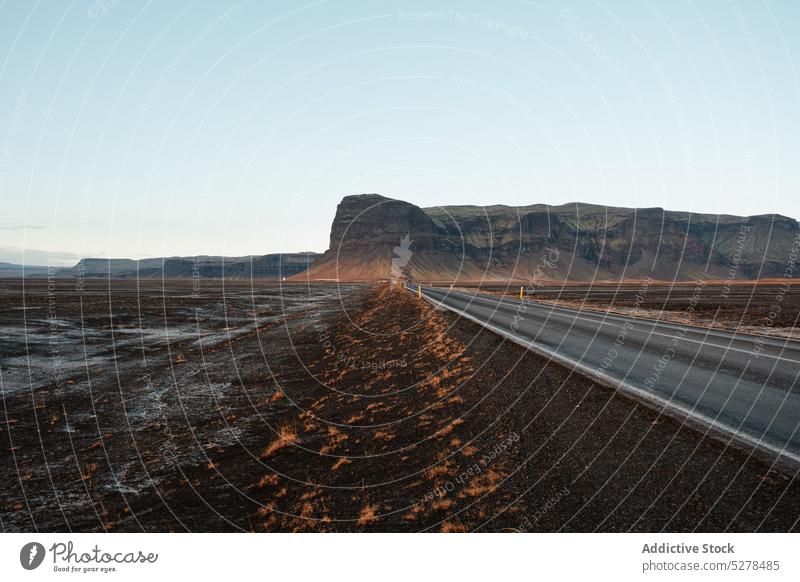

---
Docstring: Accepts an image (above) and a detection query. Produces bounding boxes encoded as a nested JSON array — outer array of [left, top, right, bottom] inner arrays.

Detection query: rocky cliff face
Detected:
[[299, 194, 800, 282]]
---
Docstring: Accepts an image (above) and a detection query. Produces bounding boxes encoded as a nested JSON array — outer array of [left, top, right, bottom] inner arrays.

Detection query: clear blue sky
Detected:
[[0, 0, 798, 265]]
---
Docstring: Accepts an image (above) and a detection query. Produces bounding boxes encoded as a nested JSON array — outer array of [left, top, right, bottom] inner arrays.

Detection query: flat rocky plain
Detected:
[[1, 278, 799, 532]]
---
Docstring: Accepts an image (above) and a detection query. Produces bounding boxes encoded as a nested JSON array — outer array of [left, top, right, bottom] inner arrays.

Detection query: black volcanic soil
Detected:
[[1, 279, 799, 532]]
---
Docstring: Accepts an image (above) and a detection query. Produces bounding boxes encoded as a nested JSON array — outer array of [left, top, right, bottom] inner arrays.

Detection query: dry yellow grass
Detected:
[[331, 457, 352, 471], [460, 469, 502, 498], [440, 521, 468, 533], [373, 430, 395, 441], [258, 473, 280, 488], [357, 504, 379, 526], [432, 498, 455, 511], [425, 462, 453, 479], [320, 427, 348, 454], [260, 424, 299, 458], [345, 412, 364, 424], [438, 418, 464, 437], [299, 502, 315, 518], [403, 504, 424, 521], [461, 445, 478, 457]]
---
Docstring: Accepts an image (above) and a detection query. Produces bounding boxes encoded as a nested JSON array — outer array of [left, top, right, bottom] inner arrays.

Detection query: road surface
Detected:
[[410, 284, 800, 466]]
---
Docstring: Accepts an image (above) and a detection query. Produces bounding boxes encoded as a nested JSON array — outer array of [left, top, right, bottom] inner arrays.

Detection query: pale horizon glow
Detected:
[[1, 1, 798, 265]]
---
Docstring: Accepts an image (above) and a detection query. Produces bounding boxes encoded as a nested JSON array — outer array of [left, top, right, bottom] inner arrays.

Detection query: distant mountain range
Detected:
[[297, 194, 800, 282], [6, 194, 799, 282], [0, 262, 52, 277], [0, 253, 320, 280]]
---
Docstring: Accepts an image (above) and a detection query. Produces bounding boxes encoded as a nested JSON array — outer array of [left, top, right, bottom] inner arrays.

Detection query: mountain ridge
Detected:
[[0, 253, 321, 280], [296, 193, 800, 282]]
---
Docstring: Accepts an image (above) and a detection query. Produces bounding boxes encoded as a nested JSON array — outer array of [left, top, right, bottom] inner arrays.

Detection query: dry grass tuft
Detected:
[[432, 498, 455, 511], [373, 430, 395, 442], [438, 417, 464, 437], [403, 504, 424, 521], [331, 457, 352, 471], [440, 521, 468, 533], [460, 469, 502, 498], [345, 412, 364, 424], [261, 424, 299, 458], [357, 504, 379, 526], [258, 473, 280, 488], [425, 462, 453, 479]]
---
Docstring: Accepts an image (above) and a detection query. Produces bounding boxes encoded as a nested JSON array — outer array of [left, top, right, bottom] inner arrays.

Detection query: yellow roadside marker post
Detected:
[[520, 286, 524, 300], [418, 285, 422, 300]]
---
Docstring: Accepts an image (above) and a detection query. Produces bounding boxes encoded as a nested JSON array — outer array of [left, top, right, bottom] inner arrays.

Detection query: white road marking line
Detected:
[[430, 289, 800, 365], [416, 288, 800, 466]]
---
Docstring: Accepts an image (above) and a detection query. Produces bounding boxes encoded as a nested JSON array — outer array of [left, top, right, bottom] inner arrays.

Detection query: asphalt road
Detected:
[[411, 284, 800, 465]]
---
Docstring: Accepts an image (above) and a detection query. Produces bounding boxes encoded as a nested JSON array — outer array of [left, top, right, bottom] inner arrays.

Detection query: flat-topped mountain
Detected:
[[0, 262, 51, 277], [297, 194, 799, 281], [58, 253, 320, 280]]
